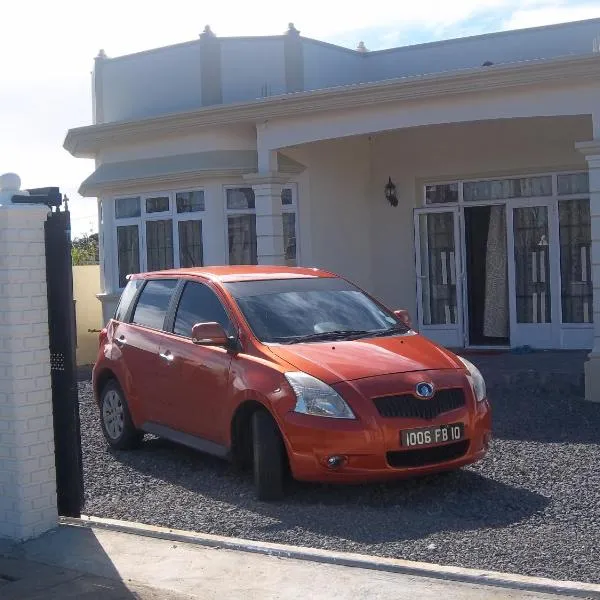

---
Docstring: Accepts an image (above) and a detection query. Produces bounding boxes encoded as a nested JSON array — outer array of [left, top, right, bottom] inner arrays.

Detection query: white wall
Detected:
[[365, 18, 600, 81], [102, 42, 202, 123], [285, 137, 374, 292], [368, 115, 593, 317], [98, 125, 257, 164], [302, 40, 363, 90], [282, 116, 592, 322], [220, 38, 286, 103], [96, 19, 600, 124]]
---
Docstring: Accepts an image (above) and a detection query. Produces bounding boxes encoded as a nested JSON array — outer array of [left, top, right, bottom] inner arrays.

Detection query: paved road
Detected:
[[2, 524, 596, 600]]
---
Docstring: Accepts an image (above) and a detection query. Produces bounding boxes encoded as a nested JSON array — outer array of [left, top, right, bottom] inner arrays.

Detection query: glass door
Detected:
[[414, 208, 464, 348], [507, 201, 560, 348]]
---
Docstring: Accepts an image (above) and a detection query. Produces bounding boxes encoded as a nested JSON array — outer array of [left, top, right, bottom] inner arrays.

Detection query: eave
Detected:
[[64, 53, 600, 158]]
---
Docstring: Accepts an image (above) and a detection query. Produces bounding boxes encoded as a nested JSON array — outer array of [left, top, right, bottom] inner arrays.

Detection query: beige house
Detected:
[[65, 19, 600, 399]]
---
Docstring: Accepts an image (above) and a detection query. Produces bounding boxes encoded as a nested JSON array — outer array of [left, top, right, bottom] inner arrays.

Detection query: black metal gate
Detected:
[[44, 198, 84, 517]]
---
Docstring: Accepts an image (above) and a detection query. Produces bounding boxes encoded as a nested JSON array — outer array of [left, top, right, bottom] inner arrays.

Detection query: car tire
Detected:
[[252, 410, 285, 501], [99, 379, 142, 450]]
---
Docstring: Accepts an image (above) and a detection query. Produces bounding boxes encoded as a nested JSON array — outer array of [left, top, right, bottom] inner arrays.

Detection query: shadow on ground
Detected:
[[112, 438, 548, 546]]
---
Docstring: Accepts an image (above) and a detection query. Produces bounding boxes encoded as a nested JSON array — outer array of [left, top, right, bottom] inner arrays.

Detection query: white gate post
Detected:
[[0, 173, 58, 541]]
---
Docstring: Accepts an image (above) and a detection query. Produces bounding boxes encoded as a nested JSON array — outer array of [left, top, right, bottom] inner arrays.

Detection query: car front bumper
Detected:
[[280, 371, 492, 483]]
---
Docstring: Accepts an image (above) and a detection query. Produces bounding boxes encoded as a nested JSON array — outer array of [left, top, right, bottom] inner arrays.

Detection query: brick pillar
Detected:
[[243, 173, 288, 265], [0, 173, 58, 540]]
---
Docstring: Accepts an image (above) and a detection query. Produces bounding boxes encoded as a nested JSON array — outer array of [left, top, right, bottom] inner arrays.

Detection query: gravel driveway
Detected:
[[79, 354, 600, 583]]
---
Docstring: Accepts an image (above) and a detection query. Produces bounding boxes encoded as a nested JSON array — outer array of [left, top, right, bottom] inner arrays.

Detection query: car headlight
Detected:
[[284, 372, 356, 419], [457, 356, 486, 402]]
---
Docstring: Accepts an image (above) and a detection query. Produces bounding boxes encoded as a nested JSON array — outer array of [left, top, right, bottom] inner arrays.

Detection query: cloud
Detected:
[[502, 3, 600, 30]]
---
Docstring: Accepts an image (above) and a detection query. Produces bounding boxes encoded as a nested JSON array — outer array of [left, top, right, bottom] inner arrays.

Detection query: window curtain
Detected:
[[117, 225, 139, 287], [559, 199, 592, 323], [178, 220, 203, 268], [513, 207, 550, 324], [146, 219, 174, 271], [420, 213, 457, 325], [483, 206, 509, 337], [283, 213, 297, 266], [228, 215, 257, 265]]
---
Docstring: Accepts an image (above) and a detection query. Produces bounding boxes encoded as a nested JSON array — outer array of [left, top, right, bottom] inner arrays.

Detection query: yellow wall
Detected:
[[73, 265, 102, 366]]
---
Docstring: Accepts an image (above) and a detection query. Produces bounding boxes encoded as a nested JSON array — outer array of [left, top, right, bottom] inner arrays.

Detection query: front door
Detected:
[[414, 208, 465, 348], [507, 200, 559, 348]]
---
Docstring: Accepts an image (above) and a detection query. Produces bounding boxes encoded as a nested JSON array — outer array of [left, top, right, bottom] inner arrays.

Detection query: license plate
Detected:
[[401, 422, 464, 447]]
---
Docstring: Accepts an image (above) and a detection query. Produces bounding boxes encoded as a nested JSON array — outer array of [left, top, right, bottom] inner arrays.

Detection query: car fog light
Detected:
[[326, 455, 346, 469]]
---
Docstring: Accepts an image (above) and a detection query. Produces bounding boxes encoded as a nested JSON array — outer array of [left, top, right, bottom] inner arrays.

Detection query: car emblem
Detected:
[[415, 382, 435, 399]]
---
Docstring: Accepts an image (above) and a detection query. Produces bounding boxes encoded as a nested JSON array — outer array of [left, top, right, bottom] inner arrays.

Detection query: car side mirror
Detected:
[[394, 309, 412, 328], [191, 322, 229, 346]]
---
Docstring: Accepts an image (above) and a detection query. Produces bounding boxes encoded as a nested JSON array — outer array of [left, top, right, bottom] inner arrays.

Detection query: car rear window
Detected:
[[131, 279, 178, 330]]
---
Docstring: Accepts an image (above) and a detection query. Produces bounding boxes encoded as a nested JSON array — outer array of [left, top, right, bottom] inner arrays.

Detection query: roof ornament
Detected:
[[96, 49, 107, 60], [286, 23, 300, 36], [200, 25, 216, 39], [357, 41, 368, 53]]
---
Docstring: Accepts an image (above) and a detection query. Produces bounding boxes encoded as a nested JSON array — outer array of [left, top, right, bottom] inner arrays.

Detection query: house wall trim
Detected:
[[65, 54, 600, 157]]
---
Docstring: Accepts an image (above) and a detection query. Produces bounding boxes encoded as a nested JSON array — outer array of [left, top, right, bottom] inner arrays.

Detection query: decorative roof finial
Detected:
[[357, 41, 368, 53], [96, 49, 107, 60], [200, 25, 216, 39], [287, 22, 300, 36]]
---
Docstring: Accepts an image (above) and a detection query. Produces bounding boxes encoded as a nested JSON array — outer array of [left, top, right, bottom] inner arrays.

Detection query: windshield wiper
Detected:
[[273, 330, 371, 344], [367, 324, 408, 338]]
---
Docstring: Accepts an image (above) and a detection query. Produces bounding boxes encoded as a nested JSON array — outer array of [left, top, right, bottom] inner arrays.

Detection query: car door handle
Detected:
[[159, 350, 175, 363], [115, 336, 127, 346]]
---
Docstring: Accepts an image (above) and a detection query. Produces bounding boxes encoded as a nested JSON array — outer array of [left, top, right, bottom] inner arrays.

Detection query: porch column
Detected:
[[243, 173, 288, 265], [0, 173, 58, 540], [576, 140, 600, 402]]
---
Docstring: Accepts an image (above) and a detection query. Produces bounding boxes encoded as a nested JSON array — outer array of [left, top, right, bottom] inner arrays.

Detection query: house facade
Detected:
[[65, 19, 600, 398]]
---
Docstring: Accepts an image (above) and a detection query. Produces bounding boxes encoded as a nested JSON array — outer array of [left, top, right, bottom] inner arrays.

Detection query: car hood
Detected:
[[268, 333, 463, 384]]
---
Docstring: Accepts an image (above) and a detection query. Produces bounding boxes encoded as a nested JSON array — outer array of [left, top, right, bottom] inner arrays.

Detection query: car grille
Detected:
[[387, 440, 469, 468], [373, 388, 465, 420]]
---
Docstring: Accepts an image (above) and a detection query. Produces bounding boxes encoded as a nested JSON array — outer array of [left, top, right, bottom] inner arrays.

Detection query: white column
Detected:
[[0, 174, 58, 540], [576, 140, 600, 402], [243, 173, 288, 265]]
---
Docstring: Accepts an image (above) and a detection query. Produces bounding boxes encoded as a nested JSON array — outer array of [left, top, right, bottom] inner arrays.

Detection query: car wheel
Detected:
[[99, 380, 142, 450], [252, 410, 285, 501]]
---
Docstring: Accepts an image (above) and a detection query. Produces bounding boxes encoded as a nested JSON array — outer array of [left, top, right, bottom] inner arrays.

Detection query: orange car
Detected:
[[93, 266, 491, 500]]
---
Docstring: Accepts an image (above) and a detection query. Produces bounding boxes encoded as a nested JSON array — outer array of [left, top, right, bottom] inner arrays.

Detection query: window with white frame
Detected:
[[421, 171, 591, 324], [225, 185, 298, 266], [114, 190, 205, 288]]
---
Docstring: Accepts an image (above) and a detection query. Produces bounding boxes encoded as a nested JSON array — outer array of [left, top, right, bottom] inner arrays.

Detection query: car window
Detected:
[[131, 279, 178, 330], [173, 281, 233, 337], [114, 279, 143, 322]]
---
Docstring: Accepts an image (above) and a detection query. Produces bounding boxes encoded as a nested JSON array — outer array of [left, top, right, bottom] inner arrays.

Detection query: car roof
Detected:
[[129, 265, 338, 283]]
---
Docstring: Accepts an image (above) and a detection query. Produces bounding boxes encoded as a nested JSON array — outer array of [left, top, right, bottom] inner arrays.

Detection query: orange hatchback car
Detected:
[[94, 266, 491, 500]]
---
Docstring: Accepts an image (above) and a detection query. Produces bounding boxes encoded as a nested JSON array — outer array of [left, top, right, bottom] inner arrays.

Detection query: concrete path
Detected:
[[1, 522, 598, 600]]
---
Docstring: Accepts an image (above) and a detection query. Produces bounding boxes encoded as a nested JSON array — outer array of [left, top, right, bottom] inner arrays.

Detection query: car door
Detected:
[[124, 278, 179, 426], [157, 280, 235, 445]]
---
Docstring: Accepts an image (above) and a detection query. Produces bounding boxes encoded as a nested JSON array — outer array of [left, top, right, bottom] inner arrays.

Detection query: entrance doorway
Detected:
[[463, 206, 509, 346], [413, 171, 593, 350]]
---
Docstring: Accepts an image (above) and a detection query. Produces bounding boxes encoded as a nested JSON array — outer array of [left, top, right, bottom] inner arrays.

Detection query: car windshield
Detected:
[[224, 277, 409, 343]]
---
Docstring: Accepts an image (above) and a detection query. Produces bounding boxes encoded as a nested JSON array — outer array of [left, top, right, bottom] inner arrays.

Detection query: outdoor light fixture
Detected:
[[385, 177, 398, 207]]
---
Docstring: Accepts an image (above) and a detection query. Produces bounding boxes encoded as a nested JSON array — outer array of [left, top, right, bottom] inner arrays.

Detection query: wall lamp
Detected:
[[384, 177, 398, 207]]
